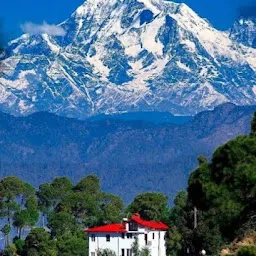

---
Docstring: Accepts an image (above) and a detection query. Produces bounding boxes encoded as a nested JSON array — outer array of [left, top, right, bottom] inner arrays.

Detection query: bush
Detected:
[[3, 244, 17, 256], [237, 246, 256, 256], [13, 237, 25, 254]]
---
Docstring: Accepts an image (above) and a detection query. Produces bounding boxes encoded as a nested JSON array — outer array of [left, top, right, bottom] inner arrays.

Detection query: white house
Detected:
[[85, 213, 168, 256]]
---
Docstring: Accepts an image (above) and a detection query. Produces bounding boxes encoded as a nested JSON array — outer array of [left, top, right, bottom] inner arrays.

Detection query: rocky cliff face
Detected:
[[0, 0, 256, 118], [230, 18, 256, 48]]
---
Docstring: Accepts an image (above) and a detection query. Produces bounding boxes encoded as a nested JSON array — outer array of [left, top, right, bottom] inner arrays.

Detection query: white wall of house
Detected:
[[88, 226, 167, 256]]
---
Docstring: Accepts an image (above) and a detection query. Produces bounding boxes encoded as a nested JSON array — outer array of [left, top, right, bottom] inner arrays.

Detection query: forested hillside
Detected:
[[166, 114, 256, 256], [0, 113, 255, 256], [0, 103, 255, 202]]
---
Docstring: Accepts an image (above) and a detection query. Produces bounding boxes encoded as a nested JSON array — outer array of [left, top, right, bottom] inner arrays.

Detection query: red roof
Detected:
[[131, 213, 168, 230], [86, 223, 126, 233], [85, 214, 168, 233]]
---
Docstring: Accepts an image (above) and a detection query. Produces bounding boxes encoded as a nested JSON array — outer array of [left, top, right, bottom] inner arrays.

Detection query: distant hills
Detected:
[[0, 103, 255, 202], [88, 111, 192, 124]]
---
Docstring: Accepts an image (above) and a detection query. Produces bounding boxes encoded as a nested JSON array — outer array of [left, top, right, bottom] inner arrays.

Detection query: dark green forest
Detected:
[[0, 114, 256, 256]]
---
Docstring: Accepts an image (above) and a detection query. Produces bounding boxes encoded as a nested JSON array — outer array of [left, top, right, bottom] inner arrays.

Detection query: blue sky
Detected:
[[0, 0, 255, 42]]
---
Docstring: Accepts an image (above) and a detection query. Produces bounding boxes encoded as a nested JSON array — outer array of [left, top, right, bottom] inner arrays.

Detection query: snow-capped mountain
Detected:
[[230, 17, 256, 48], [1, 0, 256, 118]]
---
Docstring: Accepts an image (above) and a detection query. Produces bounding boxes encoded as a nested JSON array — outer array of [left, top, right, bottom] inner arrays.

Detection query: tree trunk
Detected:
[[18, 227, 22, 239], [7, 232, 10, 246], [42, 213, 45, 227], [194, 206, 198, 229], [5, 234, 8, 247]]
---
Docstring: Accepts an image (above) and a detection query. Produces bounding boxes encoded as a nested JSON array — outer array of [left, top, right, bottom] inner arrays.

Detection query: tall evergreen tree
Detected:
[[127, 192, 169, 221], [251, 112, 256, 136]]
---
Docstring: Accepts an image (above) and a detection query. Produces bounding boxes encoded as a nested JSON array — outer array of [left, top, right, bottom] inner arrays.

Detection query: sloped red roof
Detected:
[[131, 213, 168, 230], [85, 214, 168, 233], [86, 223, 126, 233]]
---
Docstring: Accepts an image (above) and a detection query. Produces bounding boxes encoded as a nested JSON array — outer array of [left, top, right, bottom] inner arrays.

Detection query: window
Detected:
[[129, 221, 138, 231], [145, 234, 148, 245], [91, 253, 95, 256], [127, 233, 133, 239], [91, 234, 95, 242], [127, 249, 132, 256], [122, 233, 125, 239], [106, 234, 110, 242], [152, 233, 155, 240], [121, 249, 125, 256]]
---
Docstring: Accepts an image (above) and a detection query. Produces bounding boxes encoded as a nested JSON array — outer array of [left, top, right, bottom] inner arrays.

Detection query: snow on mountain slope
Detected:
[[1, 0, 256, 118], [230, 18, 256, 48]]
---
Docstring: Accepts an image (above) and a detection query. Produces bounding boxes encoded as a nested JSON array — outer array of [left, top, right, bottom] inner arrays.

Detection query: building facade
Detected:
[[85, 213, 168, 256]]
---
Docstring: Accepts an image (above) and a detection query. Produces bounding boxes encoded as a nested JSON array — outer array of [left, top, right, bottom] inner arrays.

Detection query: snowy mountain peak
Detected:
[[75, 0, 120, 17], [1, 0, 256, 118]]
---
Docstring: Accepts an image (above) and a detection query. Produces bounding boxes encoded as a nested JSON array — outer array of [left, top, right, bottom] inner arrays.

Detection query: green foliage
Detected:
[[51, 177, 73, 200], [251, 112, 256, 136], [140, 247, 151, 256], [183, 127, 256, 254], [188, 135, 256, 239], [13, 210, 30, 229], [192, 219, 223, 255], [13, 237, 25, 255], [237, 246, 256, 256], [0, 174, 123, 255], [131, 237, 152, 256], [166, 115, 256, 256], [56, 235, 87, 256], [1, 224, 11, 234], [166, 191, 191, 256], [101, 193, 124, 224], [197, 155, 208, 166], [0, 177, 25, 221], [37, 183, 54, 217], [166, 227, 183, 256], [54, 176, 124, 228], [169, 191, 189, 231], [0, 177, 37, 246], [23, 228, 57, 256], [127, 192, 169, 221], [57, 190, 101, 227], [13, 196, 39, 238], [37, 177, 73, 219], [131, 236, 140, 256], [48, 212, 77, 237], [74, 175, 100, 194], [3, 244, 17, 256]]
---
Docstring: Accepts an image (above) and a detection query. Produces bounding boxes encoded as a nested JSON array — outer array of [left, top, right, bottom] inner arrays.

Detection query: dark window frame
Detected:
[[127, 233, 133, 239], [127, 248, 132, 256], [145, 234, 148, 245], [129, 221, 138, 231]]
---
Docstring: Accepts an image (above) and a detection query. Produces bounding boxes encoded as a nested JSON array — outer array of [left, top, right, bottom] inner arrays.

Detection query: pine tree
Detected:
[[132, 236, 140, 256]]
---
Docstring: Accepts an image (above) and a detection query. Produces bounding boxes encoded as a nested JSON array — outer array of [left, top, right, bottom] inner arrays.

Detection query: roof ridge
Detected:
[[85, 214, 168, 233]]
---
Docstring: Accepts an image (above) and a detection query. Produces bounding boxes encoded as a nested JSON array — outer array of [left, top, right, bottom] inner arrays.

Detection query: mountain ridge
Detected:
[[0, 103, 255, 202]]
